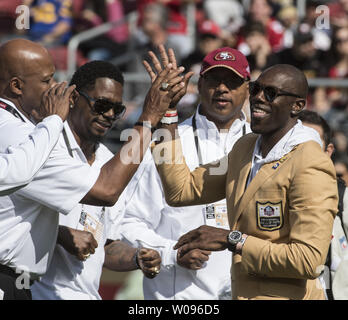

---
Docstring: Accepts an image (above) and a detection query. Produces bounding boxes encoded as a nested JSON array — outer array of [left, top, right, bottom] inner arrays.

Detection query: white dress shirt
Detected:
[[31, 122, 125, 300], [0, 98, 64, 194], [0, 99, 100, 279], [121, 107, 251, 300]]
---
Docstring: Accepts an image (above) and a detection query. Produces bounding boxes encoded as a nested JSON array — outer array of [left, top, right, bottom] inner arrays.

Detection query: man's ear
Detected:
[[9, 77, 23, 96], [326, 142, 335, 158], [291, 99, 306, 116]]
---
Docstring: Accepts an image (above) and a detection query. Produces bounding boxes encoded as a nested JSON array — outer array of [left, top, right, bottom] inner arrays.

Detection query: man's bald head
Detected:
[[0, 39, 56, 117], [0, 39, 54, 82], [250, 63, 308, 140], [261, 64, 308, 99]]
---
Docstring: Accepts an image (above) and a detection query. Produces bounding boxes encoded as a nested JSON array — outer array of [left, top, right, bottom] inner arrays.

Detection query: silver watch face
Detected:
[[228, 230, 242, 245]]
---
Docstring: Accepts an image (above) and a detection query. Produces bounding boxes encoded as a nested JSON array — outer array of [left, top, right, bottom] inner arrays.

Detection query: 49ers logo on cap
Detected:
[[214, 51, 235, 61]]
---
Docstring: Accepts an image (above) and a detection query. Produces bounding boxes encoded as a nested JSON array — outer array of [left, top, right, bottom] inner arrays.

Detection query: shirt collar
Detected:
[[194, 104, 247, 136], [253, 119, 323, 164], [63, 122, 102, 165], [0, 97, 31, 124]]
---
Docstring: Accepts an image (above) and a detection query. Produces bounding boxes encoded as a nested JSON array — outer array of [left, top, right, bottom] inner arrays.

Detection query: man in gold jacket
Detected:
[[152, 63, 338, 300]]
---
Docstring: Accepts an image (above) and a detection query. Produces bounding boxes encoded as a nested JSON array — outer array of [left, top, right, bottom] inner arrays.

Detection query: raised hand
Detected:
[[143, 44, 194, 109], [32, 82, 76, 123], [140, 63, 186, 126]]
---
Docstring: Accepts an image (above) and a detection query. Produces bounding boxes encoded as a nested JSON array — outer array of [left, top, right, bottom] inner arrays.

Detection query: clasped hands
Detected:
[[175, 225, 231, 270]]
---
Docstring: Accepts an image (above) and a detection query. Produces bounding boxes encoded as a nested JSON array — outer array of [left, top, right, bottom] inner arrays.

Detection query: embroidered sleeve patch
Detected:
[[256, 201, 283, 231]]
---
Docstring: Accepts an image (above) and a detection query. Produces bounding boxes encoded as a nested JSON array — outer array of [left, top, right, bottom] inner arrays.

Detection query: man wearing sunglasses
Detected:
[[0, 39, 187, 300], [152, 64, 338, 300], [31, 61, 162, 300]]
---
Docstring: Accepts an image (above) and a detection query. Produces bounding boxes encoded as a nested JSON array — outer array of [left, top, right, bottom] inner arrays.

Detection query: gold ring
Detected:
[[82, 253, 91, 260], [154, 266, 160, 274], [160, 82, 169, 90]]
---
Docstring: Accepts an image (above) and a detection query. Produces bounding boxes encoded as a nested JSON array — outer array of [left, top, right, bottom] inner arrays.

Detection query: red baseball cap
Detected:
[[200, 47, 250, 79]]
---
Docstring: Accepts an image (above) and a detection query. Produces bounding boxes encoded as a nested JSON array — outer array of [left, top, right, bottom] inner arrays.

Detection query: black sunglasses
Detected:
[[249, 81, 302, 103], [79, 91, 126, 121]]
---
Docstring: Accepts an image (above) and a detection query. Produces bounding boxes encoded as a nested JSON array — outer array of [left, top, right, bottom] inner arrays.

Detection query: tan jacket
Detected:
[[153, 133, 338, 300]]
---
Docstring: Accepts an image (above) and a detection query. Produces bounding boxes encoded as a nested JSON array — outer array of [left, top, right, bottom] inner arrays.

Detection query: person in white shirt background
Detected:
[[31, 61, 161, 300], [0, 38, 187, 300], [120, 45, 251, 299]]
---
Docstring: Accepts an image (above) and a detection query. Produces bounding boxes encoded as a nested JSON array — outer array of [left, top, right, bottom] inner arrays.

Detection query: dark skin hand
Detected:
[[177, 248, 211, 270], [104, 240, 162, 279], [174, 225, 230, 257], [143, 44, 194, 108], [31, 81, 76, 123], [57, 225, 98, 261]]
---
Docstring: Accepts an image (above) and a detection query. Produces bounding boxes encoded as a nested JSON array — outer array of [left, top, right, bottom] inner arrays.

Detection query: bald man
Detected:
[[152, 64, 338, 299], [0, 39, 189, 299]]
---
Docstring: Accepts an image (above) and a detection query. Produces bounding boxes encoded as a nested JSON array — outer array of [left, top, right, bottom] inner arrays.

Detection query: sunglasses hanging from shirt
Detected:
[[0, 100, 26, 122], [78, 91, 126, 121]]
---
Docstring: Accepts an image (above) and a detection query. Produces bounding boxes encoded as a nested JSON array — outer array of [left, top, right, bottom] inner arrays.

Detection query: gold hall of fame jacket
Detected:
[[153, 133, 338, 300]]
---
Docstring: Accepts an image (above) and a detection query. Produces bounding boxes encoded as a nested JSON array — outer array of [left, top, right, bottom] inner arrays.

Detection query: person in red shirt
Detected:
[[247, 0, 284, 52]]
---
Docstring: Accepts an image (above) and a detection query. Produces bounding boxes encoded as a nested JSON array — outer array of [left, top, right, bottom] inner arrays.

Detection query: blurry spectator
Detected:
[[277, 5, 299, 48], [136, 0, 197, 60], [123, 2, 180, 120], [182, 20, 223, 74], [335, 157, 348, 186], [75, 0, 129, 61], [179, 20, 225, 121], [246, 0, 284, 52], [238, 22, 271, 79], [326, 27, 348, 109], [298, 0, 331, 51], [267, 30, 327, 80], [203, 0, 244, 42], [315, 27, 348, 127], [333, 131, 348, 159], [24, 0, 73, 47], [329, 0, 348, 29]]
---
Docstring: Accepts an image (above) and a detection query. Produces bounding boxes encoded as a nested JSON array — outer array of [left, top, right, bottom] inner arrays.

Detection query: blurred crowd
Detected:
[[1, 0, 348, 196]]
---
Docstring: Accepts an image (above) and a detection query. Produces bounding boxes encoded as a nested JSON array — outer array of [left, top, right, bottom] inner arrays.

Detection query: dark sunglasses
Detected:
[[79, 91, 126, 121], [249, 81, 302, 103]]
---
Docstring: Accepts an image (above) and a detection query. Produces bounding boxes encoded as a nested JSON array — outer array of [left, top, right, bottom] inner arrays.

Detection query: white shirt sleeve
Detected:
[[120, 151, 178, 268], [0, 115, 63, 195]]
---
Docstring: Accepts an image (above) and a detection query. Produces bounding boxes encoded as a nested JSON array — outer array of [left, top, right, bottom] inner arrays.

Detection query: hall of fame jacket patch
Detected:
[[256, 201, 283, 231]]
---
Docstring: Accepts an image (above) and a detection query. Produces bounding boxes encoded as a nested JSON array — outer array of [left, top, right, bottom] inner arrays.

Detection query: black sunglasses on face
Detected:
[[79, 91, 126, 121], [249, 81, 302, 103]]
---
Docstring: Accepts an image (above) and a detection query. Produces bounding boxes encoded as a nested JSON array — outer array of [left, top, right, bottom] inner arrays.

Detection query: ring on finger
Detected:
[[154, 266, 160, 274], [82, 253, 91, 261], [160, 82, 170, 91]]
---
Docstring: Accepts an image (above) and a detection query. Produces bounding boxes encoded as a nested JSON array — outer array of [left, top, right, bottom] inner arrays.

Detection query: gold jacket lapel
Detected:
[[231, 158, 289, 228]]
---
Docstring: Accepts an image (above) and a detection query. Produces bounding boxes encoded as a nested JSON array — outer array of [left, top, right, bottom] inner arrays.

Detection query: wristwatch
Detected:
[[227, 230, 244, 253]]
